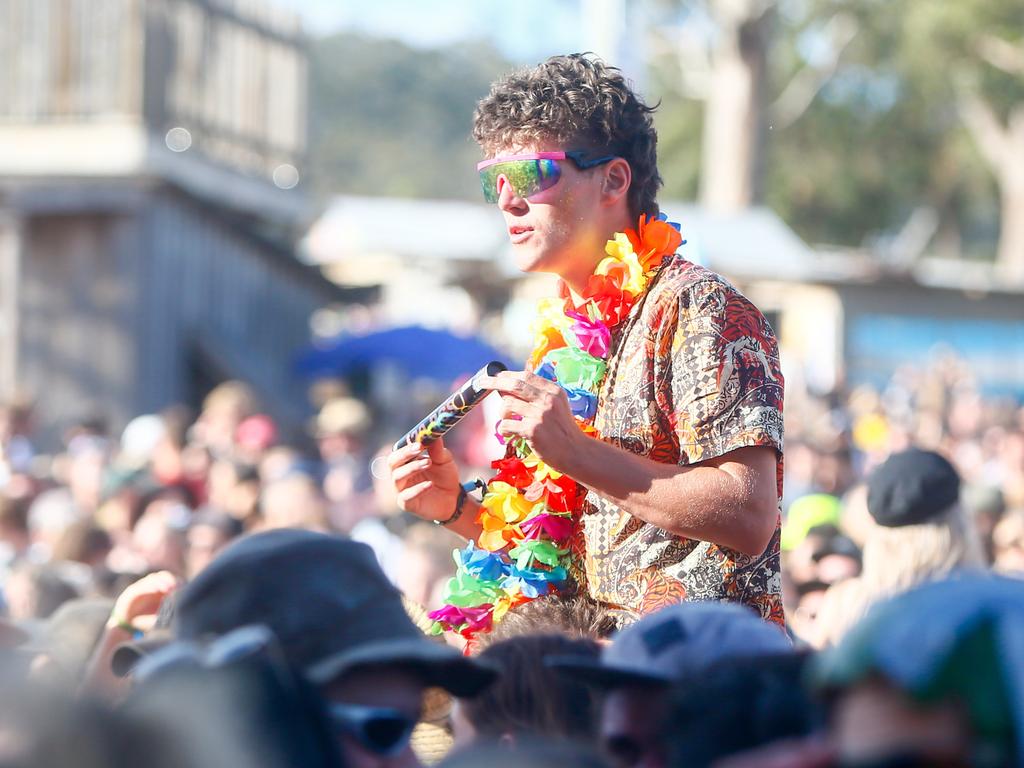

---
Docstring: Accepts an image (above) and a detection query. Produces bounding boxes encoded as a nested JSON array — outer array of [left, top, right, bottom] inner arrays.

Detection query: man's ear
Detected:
[[601, 158, 632, 208]]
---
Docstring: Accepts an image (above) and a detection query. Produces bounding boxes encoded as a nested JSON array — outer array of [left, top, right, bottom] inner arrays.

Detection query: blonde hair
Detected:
[[812, 502, 987, 648], [860, 502, 987, 596]]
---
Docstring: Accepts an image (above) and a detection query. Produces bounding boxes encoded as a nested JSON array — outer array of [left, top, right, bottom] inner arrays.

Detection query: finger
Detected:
[[397, 479, 433, 506], [391, 457, 431, 485], [425, 436, 452, 463], [485, 376, 542, 402], [500, 396, 538, 419], [495, 419, 528, 439], [387, 441, 425, 470]]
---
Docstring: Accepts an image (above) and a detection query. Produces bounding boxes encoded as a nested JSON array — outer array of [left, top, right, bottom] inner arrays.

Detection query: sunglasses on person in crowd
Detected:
[[477, 150, 617, 203], [329, 702, 418, 757]]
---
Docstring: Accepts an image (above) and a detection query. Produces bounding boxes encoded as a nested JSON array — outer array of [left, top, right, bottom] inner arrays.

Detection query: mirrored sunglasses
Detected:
[[329, 702, 417, 757], [477, 150, 616, 203]]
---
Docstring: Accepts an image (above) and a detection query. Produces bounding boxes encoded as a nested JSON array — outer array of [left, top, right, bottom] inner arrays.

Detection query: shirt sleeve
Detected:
[[665, 278, 785, 466]]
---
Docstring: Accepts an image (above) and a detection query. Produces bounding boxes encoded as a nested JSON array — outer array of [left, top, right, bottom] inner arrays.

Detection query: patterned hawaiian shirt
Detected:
[[569, 253, 786, 627]]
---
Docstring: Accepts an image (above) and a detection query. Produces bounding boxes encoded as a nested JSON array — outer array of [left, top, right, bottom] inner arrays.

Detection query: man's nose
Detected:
[[496, 175, 527, 213]]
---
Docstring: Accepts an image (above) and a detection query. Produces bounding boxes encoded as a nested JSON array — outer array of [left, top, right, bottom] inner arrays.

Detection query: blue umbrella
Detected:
[[295, 325, 511, 383]]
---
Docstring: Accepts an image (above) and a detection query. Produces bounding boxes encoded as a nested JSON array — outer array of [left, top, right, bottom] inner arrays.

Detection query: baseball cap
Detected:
[[812, 574, 1024, 764], [867, 448, 960, 528], [547, 601, 792, 688], [172, 529, 495, 697]]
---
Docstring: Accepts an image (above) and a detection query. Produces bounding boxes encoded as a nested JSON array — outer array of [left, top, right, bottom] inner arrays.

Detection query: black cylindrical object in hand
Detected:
[[392, 361, 507, 452]]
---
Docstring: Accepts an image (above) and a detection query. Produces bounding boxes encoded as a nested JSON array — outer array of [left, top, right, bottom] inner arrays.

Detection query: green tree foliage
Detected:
[[648, 0, 1010, 254], [307, 33, 511, 201], [764, 0, 1009, 255]]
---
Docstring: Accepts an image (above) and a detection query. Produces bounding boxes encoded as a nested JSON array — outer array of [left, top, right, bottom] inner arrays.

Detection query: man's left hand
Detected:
[[477, 370, 583, 472]]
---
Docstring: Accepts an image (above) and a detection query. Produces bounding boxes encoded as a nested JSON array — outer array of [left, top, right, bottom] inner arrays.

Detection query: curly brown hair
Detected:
[[473, 53, 662, 219]]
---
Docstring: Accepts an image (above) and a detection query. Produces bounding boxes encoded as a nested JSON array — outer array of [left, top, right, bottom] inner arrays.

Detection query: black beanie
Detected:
[[867, 448, 961, 528]]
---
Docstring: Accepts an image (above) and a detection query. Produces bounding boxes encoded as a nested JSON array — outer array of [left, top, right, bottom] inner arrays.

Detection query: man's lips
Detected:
[[508, 225, 534, 244]]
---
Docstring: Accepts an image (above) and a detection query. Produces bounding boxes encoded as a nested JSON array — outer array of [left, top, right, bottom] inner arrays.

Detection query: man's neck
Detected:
[[560, 211, 634, 297]]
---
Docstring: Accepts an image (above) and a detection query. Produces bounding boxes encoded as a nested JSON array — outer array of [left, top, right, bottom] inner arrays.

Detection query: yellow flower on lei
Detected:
[[523, 454, 562, 482], [492, 591, 520, 622], [481, 481, 533, 524], [596, 235, 646, 295], [531, 298, 575, 337]]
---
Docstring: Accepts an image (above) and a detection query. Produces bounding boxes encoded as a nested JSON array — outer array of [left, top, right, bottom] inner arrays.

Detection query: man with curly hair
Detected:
[[389, 54, 786, 628]]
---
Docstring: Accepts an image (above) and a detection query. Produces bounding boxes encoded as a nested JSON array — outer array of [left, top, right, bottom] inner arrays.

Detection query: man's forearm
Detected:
[[564, 436, 778, 556]]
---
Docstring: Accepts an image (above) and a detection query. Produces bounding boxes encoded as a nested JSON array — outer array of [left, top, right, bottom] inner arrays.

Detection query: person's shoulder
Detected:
[[648, 253, 746, 305]]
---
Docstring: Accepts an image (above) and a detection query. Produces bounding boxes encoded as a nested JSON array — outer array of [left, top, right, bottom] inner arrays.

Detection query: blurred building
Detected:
[[0, 0, 363, 444]]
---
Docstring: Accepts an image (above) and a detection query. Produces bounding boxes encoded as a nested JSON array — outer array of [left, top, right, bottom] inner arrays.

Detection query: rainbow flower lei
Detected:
[[428, 213, 684, 640]]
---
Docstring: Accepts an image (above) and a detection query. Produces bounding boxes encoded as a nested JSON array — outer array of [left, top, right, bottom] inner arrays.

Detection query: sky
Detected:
[[277, 0, 586, 62]]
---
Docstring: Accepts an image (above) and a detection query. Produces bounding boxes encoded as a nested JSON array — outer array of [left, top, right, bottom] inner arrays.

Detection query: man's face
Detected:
[[490, 142, 610, 286], [832, 677, 972, 766], [601, 686, 669, 768], [324, 667, 425, 768]]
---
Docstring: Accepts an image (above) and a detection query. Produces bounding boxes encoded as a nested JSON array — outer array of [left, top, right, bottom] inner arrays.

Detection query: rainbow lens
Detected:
[[479, 158, 562, 203]]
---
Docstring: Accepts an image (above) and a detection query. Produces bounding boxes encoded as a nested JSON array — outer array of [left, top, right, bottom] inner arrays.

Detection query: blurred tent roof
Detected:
[[301, 195, 507, 265], [301, 195, 826, 282], [659, 202, 818, 282]]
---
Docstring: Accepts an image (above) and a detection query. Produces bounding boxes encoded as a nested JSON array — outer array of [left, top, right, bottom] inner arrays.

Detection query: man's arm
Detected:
[[567, 439, 778, 556], [480, 371, 779, 557]]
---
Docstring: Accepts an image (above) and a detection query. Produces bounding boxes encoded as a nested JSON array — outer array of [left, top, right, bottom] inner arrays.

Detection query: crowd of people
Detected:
[[0, 355, 1020, 767], [2, 49, 1023, 768]]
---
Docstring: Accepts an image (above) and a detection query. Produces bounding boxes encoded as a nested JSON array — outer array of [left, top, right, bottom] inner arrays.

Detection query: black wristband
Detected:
[[435, 486, 468, 527]]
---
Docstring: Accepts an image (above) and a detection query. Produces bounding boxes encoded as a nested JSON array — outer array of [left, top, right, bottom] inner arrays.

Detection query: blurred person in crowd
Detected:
[[3, 562, 80, 622], [999, 428, 1024, 510], [664, 652, 824, 768], [207, 458, 261, 524], [812, 448, 987, 648], [316, 397, 371, 468], [0, 398, 35, 490], [810, 532, 861, 585], [25, 488, 81, 562], [0, 494, 31, 572], [788, 579, 830, 646], [22, 597, 113, 688], [451, 634, 601, 749], [0, 687, 207, 768], [79, 569, 178, 699], [151, 405, 196, 488], [992, 508, 1024, 575], [118, 414, 168, 475], [192, 381, 258, 458], [234, 414, 278, 466], [439, 740, 610, 768], [317, 398, 374, 532], [259, 469, 329, 532], [481, 594, 621, 648], [963, 483, 1007, 564], [28, 433, 110, 543], [812, 574, 1024, 768], [389, 53, 785, 630], [341, 443, 411, 583], [782, 494, 842, 558], [51, 519, 113, 570], [393, 523, 463, 609], [259, 444, 305, 485], [185, 508, 243, 579], [549, 602, 791, 768], [170, 529, 496, 768], [107, 486, 192, 576]]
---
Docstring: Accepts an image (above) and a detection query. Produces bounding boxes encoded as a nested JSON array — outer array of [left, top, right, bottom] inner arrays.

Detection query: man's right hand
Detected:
[[387, 438, 462, 523]]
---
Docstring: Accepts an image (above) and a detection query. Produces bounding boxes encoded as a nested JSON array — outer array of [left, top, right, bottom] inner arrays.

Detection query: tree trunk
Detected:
[[699, 1, 773, 212], [997, 177, 1024, 284]]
